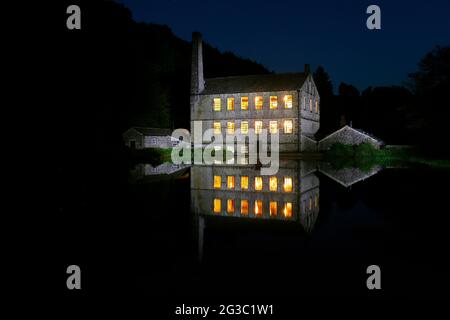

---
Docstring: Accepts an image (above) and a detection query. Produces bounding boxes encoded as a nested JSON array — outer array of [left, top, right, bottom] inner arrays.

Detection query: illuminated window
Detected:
[[270, 96, 277, 109], [255, 121, 263, 134], [315, 195, 319, 208], [241, 97, 248, 110], [213, 98, 221, 111], [283, 177, 293, 192], [213, 198, 221, 213], [269, 176, 277, 191], [227, 97, 235, 111], [309, 197, 313, 210], [241, 121, 249, 134], [284, 95, 292, 109], [284, 120, 293, 134], [213, 122, 221, 134], [213, 175, 221, 189], [255, 176, 263, 191], [227, 199, 235, 214], [227, 176, 235, 189], [241, 176, 249, 190], [254, 200, 263, 216], [241, 200, 249, 215], [283, 202, 293, 218], [270, 201, 277, 216], [315, 100, 319, 113], [227, 121, 235, 134], [255, 96, 263, 110], [269, 121, 278, 134], [303, 96, 306, 110], [309, 98, 313, 112]]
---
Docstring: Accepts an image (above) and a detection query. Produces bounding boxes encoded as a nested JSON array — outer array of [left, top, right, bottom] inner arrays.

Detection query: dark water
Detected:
[[57, 161, 450, 304]]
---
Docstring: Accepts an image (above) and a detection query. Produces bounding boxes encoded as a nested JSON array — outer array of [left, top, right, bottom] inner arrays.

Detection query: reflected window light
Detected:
[[255, 96, 263, 110], [255, 176, 263, 191], [213, 175, 221, 189], [284, 120, 293, 134], [241, 176, 249, 190], [241, 96, 248, 110], [227, 176, 235, 189], [227, 121, 235, 134], [255, 120, 263, 134], [213, 98, 221, 111], [213, 198, 221, 213], [254, 200, 263, 216], [269, 176, 277, 191], [269, 121, 278, 134], [315, 100, 319, 113], [309, 98, 312, 112], [241, 199, 249, 215], [241, 121, 249, 134], [270, 96, 278, 109], [270, 201, 277, 217], [283, 202, 293, 218], [227, 97, 235, 111], [283, 177, 293, 192], [213, 122, 221, 134], [227, 199, 235, 214], [284, 95, 292, 109], [303, 96, 306, 110]]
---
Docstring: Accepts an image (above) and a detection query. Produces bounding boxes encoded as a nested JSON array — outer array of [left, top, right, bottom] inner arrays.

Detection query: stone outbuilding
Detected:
[[318, 125, 383, 151], [122, 127, 176, 149]]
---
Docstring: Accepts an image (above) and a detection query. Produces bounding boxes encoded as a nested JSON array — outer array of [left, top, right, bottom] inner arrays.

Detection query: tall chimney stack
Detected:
[[191, 32, 205, 94]]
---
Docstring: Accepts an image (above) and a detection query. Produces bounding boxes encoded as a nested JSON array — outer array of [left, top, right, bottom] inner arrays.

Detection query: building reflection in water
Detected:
[[128, 162, 190, 183]]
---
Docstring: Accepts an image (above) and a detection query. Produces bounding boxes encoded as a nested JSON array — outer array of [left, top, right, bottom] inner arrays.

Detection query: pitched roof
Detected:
[[129, 127, 172, 136], [202, 72, 307, 95]]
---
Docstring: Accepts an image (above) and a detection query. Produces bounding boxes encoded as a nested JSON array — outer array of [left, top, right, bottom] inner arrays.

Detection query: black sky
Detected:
[[118, 0, 450, 92]]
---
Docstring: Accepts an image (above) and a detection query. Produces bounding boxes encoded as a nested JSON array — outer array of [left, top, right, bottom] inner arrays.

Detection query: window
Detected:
[[213, 98, 221, 111], [283, 177, 293, 192], [241, 176, 249, 190], [309, 197, 313, 210], [213, 175, 221, 189], [241, 121, 249, 134], [284, 95, 292, 109], [270, 96, 277, 109], [269, 121, 278, 134], [227, 176, 235, 189], [227, 97, 235, 111], [309, 98, 313, 112], [213, 198, 221, 213], [255, 96, 263, 110], [227, 199, 235, 214], [315, 100, 319, 113], [241, 200, 249, 215], [283, 202, 292, 218], [284, 120, 293, 134], [241, 97, 249, 110], [213, 122, 221, 134], [303, 96, 306, 110], [270, 201, 277, 217], [227, 121, 235, 134], [255, 176, 263, 191], [315, 195, 319, 208], [269, 176, 277, 191], [254, 200, 263, 216], [255, 121, 263, 134]]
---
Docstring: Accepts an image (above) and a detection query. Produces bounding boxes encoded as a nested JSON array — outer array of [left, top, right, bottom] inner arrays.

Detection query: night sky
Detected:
[[118, 0, 450, 92]]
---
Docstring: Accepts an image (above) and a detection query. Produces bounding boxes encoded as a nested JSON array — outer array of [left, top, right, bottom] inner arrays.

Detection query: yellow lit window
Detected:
[[213, 122, 221, 134], [227, 199, 235, 214], [241, 176, 249, 190], [241, 97, 248, 110], [315, 195, 319, 208], [269, 176, 277, 191], [255, 96, 263, 110], [213, 175, 221, 189], [227, 97, 235, 111], [227, 121, 235, 134], [283, 177, 293, 192], [213, 198, 221, 213], [241, 121, 249, 134], [270, 96, 277, 109], [213, 98, 221, 111], [283, 202, 292, 218], [255, 176, 263, 191], [309, 98, 313, 112], [227, 176, 235, 189], [284, 95, 292, 109], [254, 200, 263, 216], [255, 121, 263, 134], [241, 200, 249, 215], [284, 120, 293, 134], [270, 201, 277, 216], [315, 100, 319, 113], [269, 121, 278, 134]]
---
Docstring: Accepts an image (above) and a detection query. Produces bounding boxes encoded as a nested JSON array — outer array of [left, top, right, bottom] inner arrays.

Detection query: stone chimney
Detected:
[[191, 32, 205, 94], [304, 64, 311, 74]]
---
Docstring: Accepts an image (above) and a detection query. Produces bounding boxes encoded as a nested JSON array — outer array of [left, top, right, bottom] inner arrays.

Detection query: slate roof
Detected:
[[129, 127, 172, 136], [202, 72, 307, 95]]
